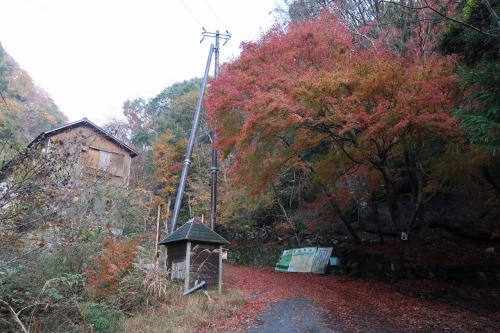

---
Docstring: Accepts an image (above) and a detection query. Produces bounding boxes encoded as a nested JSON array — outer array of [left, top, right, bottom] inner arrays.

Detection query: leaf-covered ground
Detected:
[[215, 265, 499, 333]]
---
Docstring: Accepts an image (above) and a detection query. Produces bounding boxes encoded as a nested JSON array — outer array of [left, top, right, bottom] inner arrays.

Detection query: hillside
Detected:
[[0, 42, 67, 145]]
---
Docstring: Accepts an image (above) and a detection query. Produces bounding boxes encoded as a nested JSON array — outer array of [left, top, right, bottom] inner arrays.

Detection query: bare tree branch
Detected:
[[381, 0, 500, 37], [0, 299, 29, 333], [482, 0, 500, 29]]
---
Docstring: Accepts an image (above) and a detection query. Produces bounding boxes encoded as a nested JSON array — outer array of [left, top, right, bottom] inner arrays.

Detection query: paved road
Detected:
[[224, 265, 500, 333], [248, 297, 335, 333]]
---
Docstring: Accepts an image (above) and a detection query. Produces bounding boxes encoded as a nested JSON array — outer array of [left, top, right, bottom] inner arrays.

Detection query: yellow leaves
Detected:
[[152, 130, 186, 195]]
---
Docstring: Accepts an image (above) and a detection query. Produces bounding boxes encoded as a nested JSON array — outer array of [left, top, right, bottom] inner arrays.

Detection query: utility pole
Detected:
[[201, 28, 231, 230], [169, 44, 214, 234]]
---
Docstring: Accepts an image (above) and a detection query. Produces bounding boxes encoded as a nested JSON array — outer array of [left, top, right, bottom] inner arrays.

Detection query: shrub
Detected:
[[81, 301, 125, 333], [86, 237, 141, 299]]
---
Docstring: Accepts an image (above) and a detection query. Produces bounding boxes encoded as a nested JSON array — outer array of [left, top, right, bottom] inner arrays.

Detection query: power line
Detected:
[[179, 0, 204, 28], [203, 0, 227, 30], [18, 0, 132, 38]]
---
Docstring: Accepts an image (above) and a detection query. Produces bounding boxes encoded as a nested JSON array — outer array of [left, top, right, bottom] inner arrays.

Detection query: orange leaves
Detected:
[[333, 51, 461, 152], [205, 9, 464, 221], [152, 130, 187, 195], [85, 237, 141, 299], [206, 14, 357, 188]]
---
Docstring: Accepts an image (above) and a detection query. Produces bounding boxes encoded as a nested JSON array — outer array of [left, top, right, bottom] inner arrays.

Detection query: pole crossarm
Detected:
[[200, 28, 232, 46]]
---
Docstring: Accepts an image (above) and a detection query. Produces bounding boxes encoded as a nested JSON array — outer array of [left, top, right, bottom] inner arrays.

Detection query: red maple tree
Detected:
[[206, 12, 463, 239]]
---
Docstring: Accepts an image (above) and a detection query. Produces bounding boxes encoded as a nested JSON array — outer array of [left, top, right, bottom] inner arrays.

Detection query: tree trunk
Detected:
[[371, 194, 385, 245], [328, 196, 361, 245], [381, 166, 402, 235], [407, 163, 424, 238], [272, 185, 301, 246], [482, 165, 500, 195]]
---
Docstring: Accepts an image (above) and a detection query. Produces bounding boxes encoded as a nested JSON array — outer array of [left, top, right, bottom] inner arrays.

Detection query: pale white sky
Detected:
[[0, 0, 279, 125]]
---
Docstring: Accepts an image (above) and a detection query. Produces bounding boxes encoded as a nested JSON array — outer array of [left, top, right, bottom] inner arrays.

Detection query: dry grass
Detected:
[[120, 248, 246, 332], [142, 267, 179, 302], [120, 287, 246, 333]]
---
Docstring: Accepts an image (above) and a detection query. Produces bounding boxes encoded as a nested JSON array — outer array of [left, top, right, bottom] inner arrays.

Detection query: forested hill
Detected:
[[0, 43, 67, 146]]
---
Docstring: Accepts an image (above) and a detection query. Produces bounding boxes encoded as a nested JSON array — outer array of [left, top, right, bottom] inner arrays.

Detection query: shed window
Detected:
[[98, 151, 112, 170], [88, 148, 126, 177]]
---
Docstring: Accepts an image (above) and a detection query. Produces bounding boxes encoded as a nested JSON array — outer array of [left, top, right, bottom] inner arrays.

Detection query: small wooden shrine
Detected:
[[158, 217, 229, 293]]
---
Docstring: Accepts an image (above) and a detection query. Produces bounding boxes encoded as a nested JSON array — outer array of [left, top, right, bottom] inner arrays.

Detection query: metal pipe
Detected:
[[201, 29, 230, 231], [210, 142, 218, 230], [210, 31, 220, 230], [214, 30, 220, 77], [169, 44, 214, 233]]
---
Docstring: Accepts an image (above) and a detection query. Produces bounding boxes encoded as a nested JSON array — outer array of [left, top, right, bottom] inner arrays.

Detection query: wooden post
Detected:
[[154, 205, 161, 267], [164, 197, 171, 234], [218, 244, 223, 294], [185, 241, 191, 292]]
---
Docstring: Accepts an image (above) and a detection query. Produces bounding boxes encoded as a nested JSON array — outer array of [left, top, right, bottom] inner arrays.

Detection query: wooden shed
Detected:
[[158, 217, 229, 293]]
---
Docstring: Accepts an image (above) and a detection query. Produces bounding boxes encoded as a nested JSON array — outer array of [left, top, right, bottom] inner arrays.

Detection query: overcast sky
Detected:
[[0, 0, 278, 125]]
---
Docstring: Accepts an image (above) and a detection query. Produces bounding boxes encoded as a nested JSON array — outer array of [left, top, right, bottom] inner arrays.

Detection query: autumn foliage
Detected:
[[206, 12, 466, 238], [86, 237, 141, 299]]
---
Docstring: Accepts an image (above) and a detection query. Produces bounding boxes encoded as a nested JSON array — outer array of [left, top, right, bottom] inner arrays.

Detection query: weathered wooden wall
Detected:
[[189, 242, 220, 290], [50, 125, 132, 184], [165, 241, 221, 290], [165, 242, 187, 280]]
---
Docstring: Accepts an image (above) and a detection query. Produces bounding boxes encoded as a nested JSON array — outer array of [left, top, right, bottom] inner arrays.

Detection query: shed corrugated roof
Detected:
[[158, 218, 229, 245]]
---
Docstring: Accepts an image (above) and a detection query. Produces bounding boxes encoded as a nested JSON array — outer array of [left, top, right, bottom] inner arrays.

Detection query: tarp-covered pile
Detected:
[[275, 247, 333, 274]]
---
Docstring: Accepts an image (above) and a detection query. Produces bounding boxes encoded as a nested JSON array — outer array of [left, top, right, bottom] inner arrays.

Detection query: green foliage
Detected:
[[118, 77, 209, 224], [149, 78, 203, 121], [438, 0, 499, 64], [454, 62, 500, 154], [81, 301, 125, 333], [218, 184, 275, 229], [286, 0, 325, 24], [132, 129, 154, 149], [122, 78, 203, 147], [227, 246, 284, 266], [42, 273, 85, 301], [0, 232, 159, 332], [152, 80, 203, 142], [0, 242, 98, 332], [0, 174, 158, 331], [292, 215, 307, 232], [0, 43, 8, 92]]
